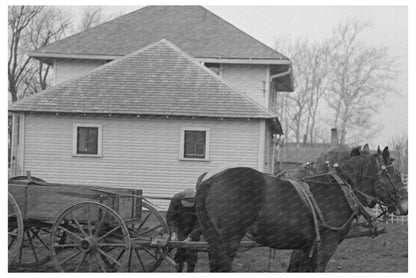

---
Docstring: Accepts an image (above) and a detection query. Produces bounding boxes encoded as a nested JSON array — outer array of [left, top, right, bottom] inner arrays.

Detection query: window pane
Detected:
[[184, 130, 206, 158], [77, 127, 99, 154]]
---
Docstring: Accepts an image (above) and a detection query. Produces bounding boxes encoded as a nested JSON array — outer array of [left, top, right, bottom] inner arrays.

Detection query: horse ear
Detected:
[[362, 144, 370, 155], [382, 147, 390, 164], [377, 146, 382, 155]]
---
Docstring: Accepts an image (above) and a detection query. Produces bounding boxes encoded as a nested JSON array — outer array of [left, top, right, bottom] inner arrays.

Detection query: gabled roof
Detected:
[[29, 6, 288, 62], [10, 39, 278, 119]]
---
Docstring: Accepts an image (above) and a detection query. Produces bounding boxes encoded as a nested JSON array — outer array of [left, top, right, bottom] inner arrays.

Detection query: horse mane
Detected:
[[337, 153, 381, 186]]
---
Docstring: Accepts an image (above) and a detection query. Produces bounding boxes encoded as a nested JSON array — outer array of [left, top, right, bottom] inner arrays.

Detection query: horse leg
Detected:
[[287, 248, 317, 272], [314, 232, 341, 272], [288, 232, 341, 272], [186, 250, 198, 272], [174, 249, 185, 272]]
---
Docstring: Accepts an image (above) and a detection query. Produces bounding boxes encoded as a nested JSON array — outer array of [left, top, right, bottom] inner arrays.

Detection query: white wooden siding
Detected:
[[221, 64, 268, 107], [23, 115, 261, 210], [54, 59, 106, 85], [264, 125, 274, 174]]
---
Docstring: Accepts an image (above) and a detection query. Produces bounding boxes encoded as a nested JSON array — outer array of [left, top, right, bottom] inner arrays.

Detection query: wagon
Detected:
[[8, 173, 170, 272], [8, 173, 387, 272]]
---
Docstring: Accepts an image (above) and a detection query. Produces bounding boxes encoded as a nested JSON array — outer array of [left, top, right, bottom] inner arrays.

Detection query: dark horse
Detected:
[[195, 146, 408, 272]]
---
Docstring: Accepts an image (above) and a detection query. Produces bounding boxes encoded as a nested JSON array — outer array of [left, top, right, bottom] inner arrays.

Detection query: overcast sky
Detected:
[[39, 4, 411, 147]]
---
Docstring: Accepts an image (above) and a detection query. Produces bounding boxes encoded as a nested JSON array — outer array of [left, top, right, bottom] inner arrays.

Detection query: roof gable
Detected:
[[30, 6, 287, 61], [10, 39, 277, 119]]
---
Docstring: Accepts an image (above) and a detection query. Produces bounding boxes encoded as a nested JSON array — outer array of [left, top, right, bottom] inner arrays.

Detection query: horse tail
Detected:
[[195, 174, 231, 271], [195, 172, 208, 191]]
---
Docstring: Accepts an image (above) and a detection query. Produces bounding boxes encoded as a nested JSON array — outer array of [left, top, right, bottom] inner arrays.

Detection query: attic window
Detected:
[[205, 63, 221, 75], [73, 124, 102, 157]]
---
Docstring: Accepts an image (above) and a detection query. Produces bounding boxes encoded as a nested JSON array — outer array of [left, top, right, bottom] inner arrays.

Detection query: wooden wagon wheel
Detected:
[[8, 193, 23, 266], [127, 201, 170, 272], [50, 202, 131, 272], [10, 222, 56, 268]]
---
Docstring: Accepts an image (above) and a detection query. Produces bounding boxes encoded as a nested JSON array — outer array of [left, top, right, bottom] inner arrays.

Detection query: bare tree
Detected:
[[8, 6, 71, 102], [26, 7, 71, 93], [274, 38, 330, 144], [388, 134, 408, 174], [77, 6, 119, 32], [326, 18, 398, 144], [8, 6, 44, 103]]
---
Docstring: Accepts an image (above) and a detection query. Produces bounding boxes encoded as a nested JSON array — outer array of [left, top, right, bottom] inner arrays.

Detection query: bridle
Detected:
[[344, 156, 406, 214]]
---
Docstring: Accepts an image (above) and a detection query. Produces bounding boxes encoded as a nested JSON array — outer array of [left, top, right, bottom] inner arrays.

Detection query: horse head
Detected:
[[374, 146, 408, 216], [337, 145, 407, 216]]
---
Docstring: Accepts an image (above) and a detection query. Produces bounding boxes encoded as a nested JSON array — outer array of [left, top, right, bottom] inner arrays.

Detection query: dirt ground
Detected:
[[9, 222, 407, 272]]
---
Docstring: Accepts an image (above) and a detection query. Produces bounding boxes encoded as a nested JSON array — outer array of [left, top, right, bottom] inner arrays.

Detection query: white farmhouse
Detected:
[[9, 6, 293, 208]]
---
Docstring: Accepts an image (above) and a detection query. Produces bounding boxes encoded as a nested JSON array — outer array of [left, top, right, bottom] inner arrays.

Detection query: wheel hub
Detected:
[[80, 236, 97, 253]]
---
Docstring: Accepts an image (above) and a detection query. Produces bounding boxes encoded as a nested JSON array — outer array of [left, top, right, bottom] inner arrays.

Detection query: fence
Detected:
[[370, 174, 408, 224]]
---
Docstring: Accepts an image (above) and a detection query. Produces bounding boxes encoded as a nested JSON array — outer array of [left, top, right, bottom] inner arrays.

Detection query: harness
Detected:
[[286, 170, 380, 258]]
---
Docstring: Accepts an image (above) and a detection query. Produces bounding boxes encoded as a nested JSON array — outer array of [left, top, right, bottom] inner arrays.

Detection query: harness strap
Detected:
[[330, 173, 378, 234], [287, 180, 322, 258]]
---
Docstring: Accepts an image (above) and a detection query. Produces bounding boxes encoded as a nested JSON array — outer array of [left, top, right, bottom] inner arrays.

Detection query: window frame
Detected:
[[72, 123, 103, 157], [179, 127, 210, 161]]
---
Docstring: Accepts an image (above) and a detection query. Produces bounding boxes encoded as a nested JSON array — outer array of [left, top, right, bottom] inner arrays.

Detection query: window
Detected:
[[73, 124, 102, 157], [180, 128, 210, 160]]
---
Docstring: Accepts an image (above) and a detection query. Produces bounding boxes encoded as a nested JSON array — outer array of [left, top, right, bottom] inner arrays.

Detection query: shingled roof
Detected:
[[29, 6, 288, 61], [10, 39, 278, 119]]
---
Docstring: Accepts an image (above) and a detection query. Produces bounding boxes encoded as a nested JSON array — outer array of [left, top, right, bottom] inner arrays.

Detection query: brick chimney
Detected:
[[331, 128, 339, 146]]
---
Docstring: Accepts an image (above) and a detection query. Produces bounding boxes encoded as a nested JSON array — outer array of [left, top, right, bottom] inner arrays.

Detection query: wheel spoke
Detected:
[[57, 225, 83, 241], [98, 248, 121, 266], [56, 250, 82, 266], [136, 213, 152, 231], [87, 206, 93, 235], [137, 224, 162, 236], [30, 227, 49, 249], [134, 247, 146, 271], [141, 246, 158, 260], [54, 243, 79, 248], [97, 243, 128, 248], [8, 236, 16, 249], [94, 252, 107, 272], [74, 253, 88, 272], [9, 231, 18, 237], [71, 212, 88, 237], [94, 211, 107, 237], [26, 230, 39, 263], [97, 225, 121, 241], [88, 253, 93, 272]]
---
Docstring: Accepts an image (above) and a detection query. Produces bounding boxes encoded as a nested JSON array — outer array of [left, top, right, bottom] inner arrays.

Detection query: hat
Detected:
[[181, 188, 196, 207]]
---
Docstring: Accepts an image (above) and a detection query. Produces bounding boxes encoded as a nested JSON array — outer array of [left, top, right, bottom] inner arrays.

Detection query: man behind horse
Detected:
[[167, 188, 201, 272]]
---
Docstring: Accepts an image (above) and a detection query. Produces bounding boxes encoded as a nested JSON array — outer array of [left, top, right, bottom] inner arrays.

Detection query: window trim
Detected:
[[179, 127, 210, 161], [72, 123, 103, 157]]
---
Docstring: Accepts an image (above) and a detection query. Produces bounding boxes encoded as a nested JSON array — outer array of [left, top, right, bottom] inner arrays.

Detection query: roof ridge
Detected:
[[200, 6, 288, 60], [160, 39, 278, 118]]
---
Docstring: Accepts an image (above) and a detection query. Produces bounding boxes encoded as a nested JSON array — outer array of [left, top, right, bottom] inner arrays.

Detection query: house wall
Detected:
[[221, 64, 268, 107], [54, 59, 107, 85], [22, 114, 262, 209]]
